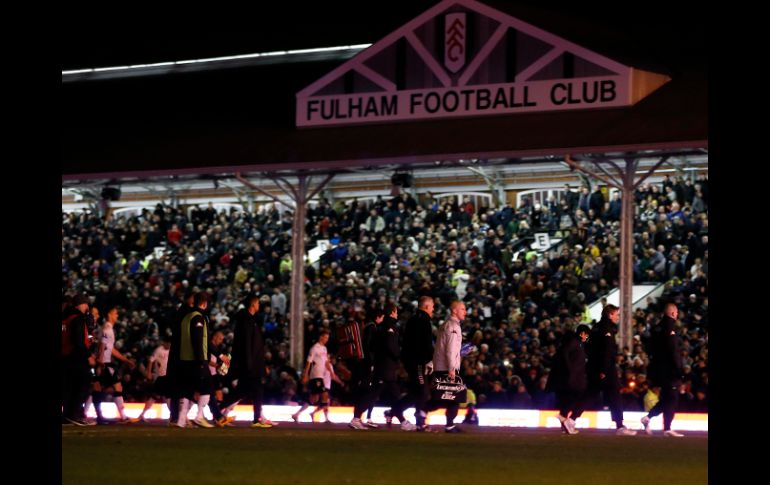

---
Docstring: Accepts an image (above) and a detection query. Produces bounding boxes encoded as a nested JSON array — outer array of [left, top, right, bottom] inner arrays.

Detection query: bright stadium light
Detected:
[[62, 44, 373, 81], [86, 403, 708, 432]]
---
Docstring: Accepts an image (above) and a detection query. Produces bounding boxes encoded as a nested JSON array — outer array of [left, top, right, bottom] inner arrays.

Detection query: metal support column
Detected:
[[618, 158, 637, 351], [289, 175, 307, 370], [565, 154, 668, 351], [235, 172, 334, 369]]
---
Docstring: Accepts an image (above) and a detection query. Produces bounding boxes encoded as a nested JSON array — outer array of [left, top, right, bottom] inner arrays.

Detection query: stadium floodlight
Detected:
[[62, 44, 372, 80]]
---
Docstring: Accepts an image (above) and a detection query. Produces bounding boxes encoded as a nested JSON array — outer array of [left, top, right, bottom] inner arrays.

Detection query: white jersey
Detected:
[[99, 323, 115, 364], [307, 343, 328, 379], [150, 345, 169, 379]]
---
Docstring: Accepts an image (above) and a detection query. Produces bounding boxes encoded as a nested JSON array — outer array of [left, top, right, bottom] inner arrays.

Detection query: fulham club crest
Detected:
[[444, 13, 466, 73]]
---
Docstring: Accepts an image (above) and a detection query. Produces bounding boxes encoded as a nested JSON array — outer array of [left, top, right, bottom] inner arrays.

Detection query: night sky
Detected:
[[60, 1, 704, 71]]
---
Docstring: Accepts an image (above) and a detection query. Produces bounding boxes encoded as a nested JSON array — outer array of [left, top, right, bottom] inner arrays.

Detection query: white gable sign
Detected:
[[296, 0, 668, 128]]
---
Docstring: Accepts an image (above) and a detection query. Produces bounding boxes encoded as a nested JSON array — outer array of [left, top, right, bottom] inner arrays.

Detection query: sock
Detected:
[[114, 393, 126, 419], [140, 399, 153, 419], [179, 398, 190, 425], [93, 392, 105, 419], [197, 395, 210, 420], [222, 401, 239, 416]]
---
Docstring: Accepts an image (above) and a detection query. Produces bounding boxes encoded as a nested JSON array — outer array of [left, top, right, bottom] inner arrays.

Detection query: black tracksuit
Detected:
[[222, 308, 266, 423], [62, 307, 92, 421], [351, 322, 377, 417], [647, 315, 683, 430], [362, 317, 401, 411], [587, 318, 625, 427], [548, 330, 588, 419], [391, 309, 434, 425]]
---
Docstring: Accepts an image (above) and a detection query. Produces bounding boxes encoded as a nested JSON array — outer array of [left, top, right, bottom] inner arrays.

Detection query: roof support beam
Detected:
[[565, 153, 668, 351]]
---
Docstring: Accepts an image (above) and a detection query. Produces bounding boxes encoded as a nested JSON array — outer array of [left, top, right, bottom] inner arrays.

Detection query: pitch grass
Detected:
[[62, 424, 707, 485]]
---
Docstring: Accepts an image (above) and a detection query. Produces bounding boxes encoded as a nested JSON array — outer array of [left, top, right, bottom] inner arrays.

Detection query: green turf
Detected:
[[62, 426, 707, 484]]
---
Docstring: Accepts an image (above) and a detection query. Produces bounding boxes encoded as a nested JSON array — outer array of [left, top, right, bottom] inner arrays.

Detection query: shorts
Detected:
[[97, 365, 121, 388], [149, 375, 169, 398], [309, 378, 326, 395]]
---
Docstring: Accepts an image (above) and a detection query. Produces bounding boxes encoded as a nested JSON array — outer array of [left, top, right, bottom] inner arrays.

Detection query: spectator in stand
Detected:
[[608, 192, 622, 221], [589, 186, 605, 216]]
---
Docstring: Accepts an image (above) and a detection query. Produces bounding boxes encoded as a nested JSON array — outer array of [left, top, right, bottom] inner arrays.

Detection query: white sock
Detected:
[[115, 396, 126, 419], [222, 401, 239, 416], [197, 395, 210, 420], [84, 396, 93, 415], [140, 399, 153, 418]]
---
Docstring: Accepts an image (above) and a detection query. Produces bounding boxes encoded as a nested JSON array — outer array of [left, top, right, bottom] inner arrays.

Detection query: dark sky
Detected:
[[60, 1, 705, 70], [60, 3, 434, 70]]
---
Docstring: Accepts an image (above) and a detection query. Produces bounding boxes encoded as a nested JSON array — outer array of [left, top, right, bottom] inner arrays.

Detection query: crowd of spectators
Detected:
[[61, 172, 708, 413]]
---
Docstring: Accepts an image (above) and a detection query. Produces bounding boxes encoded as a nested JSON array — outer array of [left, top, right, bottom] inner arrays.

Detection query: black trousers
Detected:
[[390, 364, 431, 425], [62, 356, 91, 420], [222, 375, 264, 423], [351, 362, 373, 417], [589, 375, 625, 427], [555, 389, 586, 419], [648, 383, 679, 430], [356, 379, 400, 416], [599, 385, 624, 427]]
